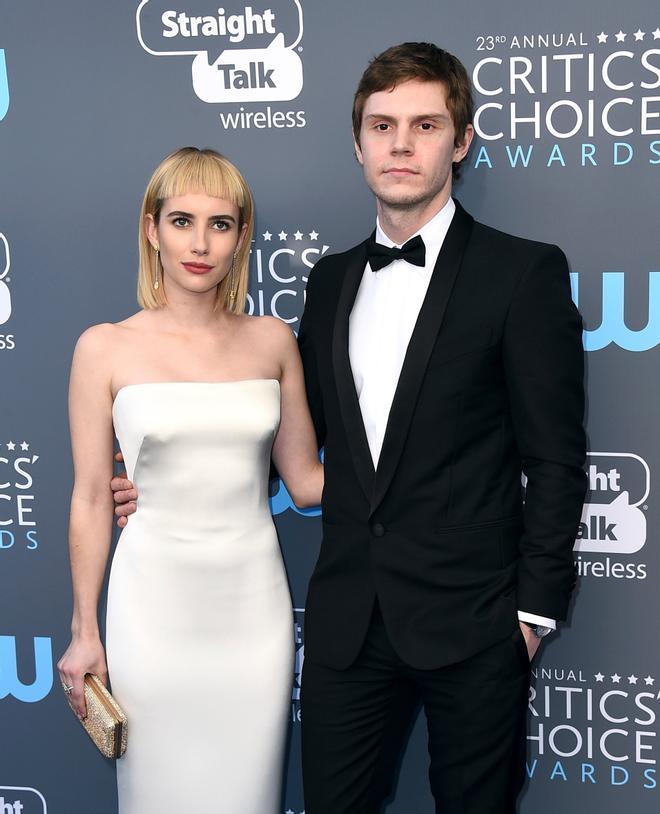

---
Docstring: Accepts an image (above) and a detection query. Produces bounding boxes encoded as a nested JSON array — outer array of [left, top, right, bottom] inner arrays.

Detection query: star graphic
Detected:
[[634, 29, 645, 41], [294, 230, 304, 240], [615, 30, 626, 42], [653, 28, 660, 39], [263, 231, 272, 241], [309, 230, 319, 240], [278, 231, 288, 241], [644, 676, 655, 686], [628, 675, 638, 685], [611, 673, 621, 683], [597, 32, 608, 44], [20, 441, 29, 451], [595, 672, 605, 682], [6, 441, 15, 451]]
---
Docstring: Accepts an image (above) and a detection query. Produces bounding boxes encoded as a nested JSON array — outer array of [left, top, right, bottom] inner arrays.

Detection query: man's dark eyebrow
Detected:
[[166, 210, 236, 222], [363, 112, 450, 122], [364, 113, 397, 121], [411, 113, 450, 122]]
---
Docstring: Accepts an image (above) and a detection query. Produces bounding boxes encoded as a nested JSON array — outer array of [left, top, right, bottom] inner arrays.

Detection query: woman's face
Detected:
[[146, 191, 246, 299]]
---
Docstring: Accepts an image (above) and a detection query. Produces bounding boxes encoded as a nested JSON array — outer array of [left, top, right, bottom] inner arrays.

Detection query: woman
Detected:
[[57, 147, 323, 813]]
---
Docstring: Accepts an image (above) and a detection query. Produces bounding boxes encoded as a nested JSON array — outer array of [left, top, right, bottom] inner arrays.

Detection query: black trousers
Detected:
[[301, 602, 530, 814]]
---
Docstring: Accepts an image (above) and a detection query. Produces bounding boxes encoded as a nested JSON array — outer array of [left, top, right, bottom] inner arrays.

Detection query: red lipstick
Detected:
[[182, 262, 213, 275]]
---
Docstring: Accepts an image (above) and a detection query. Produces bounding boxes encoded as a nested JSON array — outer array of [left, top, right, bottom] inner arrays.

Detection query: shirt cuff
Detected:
[[518, 611, 556, 630]]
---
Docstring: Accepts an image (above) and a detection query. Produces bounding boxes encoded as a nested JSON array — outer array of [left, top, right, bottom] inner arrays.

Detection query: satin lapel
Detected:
[[331, 238, 376, 502], [371, 202, 475, 515]]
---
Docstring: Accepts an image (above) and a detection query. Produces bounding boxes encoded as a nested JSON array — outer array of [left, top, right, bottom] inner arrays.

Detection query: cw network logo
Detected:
[[0, 49, 8, 121], [0, 787, 47, 814], [0, 636, 53, 702], [571, 271, 660, 351]]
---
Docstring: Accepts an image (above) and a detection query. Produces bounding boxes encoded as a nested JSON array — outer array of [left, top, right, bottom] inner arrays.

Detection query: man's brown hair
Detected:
[[352, 42, 474, 177]]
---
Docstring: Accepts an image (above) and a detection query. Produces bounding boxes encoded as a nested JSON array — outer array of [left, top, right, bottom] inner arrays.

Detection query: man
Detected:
[[295, 41, 586, 813], [114, 42, 586, 814]]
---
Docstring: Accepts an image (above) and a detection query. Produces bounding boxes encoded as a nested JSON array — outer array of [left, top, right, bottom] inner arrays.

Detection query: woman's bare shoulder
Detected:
[[74, 312, 149, 359], [240, 313, 295, 344]]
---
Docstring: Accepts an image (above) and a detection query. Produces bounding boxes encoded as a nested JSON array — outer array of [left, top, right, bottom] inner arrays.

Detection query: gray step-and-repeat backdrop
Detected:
[[1, 1, 659, 812]]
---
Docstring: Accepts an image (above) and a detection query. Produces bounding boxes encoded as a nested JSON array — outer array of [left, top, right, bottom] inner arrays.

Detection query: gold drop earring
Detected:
[[153, 246, 160, 290], [229, 252, 238, 301]]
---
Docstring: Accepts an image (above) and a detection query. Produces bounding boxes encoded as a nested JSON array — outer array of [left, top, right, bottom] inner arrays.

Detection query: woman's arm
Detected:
[[270, 320, 324, 509], [57, 324, 116, 717]]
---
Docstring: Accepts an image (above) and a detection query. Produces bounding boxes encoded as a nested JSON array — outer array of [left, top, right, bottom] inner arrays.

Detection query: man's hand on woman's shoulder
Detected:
[[111, 451, 137, 528]]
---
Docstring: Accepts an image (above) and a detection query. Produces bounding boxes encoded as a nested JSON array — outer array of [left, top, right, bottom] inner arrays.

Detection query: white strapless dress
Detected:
[[106, 380, 294, 814]]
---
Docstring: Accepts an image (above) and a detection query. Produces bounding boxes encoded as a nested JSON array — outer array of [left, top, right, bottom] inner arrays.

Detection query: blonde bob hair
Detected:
[[137, 147, 254, 313]]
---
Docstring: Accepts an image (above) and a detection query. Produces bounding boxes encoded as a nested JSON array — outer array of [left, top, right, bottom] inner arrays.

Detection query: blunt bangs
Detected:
[[152, 149, 249, 224]]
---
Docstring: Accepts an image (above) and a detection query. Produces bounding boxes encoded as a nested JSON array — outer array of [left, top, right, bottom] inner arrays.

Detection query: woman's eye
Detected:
[[212, 220, 230, 231], [173, 217, 189, 227]]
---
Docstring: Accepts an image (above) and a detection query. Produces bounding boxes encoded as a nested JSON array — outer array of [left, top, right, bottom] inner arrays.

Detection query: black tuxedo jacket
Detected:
[[298, 200, 587, 670]]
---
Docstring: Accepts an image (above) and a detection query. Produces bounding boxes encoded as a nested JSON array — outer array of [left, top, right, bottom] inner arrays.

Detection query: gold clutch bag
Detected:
[[67, 674, 127, 759]]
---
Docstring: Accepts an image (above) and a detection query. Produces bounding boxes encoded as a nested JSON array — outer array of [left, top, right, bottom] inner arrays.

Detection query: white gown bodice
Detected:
[[112, 380, 280, 536]]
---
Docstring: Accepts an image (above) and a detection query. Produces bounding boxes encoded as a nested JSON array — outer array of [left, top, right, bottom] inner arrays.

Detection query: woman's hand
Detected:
[[57, 635, 108, 718]]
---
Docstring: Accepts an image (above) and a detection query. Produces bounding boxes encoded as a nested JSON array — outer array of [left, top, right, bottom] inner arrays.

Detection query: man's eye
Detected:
[[420, 122, 434, 130], [376, 123, 390, 131]]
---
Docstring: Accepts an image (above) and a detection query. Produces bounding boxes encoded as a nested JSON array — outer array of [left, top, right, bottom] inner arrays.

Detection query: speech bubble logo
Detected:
[[574, 452, 650, 555], [136, 0, 304, 103], [575, 492, 647, 555], [192, 34, 302, 102], [0, 50, 9, 121], [0, 232, 11, 326]]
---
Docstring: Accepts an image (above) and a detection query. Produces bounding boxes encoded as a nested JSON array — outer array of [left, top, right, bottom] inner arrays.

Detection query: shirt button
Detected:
[[371, 522, 385, 538]]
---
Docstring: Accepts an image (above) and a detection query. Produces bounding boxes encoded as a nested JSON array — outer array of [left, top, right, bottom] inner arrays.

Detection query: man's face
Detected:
[[355, 79, 473, 211]]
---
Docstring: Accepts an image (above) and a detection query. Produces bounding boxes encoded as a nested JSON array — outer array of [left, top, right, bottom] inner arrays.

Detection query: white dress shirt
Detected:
[[348, 198, 555, 632]]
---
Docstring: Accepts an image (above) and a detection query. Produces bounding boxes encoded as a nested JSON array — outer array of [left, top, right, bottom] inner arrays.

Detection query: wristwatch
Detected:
[[524, 622, 553, 638]]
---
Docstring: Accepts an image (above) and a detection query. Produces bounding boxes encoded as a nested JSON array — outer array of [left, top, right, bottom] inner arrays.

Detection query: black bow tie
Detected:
[[367, 234, 426, 272]]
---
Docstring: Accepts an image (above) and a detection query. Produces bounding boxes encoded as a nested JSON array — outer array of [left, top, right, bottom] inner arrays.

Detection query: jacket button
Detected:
[[371, 522, 385, 538]]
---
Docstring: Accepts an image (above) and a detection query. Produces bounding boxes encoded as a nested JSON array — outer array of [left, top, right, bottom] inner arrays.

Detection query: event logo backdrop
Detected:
[[0, 439, 41, 553], [246, 225, 328, 321], [0, 2, 658, 812], [527, 664, 658, 790], [471, 26, 660, 167]]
